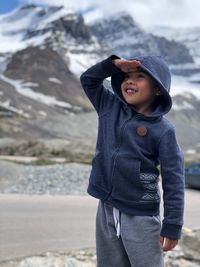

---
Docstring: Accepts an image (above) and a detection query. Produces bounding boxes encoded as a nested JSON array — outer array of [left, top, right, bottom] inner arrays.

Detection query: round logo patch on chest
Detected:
[[136, 125, 148, 136]]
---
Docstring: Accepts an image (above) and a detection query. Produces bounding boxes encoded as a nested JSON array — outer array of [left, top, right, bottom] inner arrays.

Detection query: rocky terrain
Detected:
[[0, 159, 90, 195], [0, 229, 200, 267]]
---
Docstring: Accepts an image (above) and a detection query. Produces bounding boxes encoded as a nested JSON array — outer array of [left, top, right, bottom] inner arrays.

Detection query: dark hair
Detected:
[[138, 68, 159, 87], [138, 68, 149, 75]]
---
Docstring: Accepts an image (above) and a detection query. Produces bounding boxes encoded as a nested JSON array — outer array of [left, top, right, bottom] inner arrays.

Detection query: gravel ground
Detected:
[[1, 244, 200, 267], [1, 160, 200, 267], [0, 160, 91, 195]]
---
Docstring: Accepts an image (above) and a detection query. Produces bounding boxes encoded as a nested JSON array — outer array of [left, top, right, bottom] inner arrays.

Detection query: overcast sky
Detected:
[[9, 0, 200, 28]]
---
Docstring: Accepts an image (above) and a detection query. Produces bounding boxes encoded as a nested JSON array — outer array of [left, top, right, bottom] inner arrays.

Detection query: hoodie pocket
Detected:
[[89, 150, 109, 193], [111, 154, 144, 202]]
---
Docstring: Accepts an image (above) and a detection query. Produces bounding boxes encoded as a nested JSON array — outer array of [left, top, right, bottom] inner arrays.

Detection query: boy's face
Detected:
[[121, 69, 161, 109]]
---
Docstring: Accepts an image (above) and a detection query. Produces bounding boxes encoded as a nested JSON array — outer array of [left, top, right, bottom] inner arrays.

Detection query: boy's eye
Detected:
[[137, 74, 145, 78], [124, 73, 145, 79]]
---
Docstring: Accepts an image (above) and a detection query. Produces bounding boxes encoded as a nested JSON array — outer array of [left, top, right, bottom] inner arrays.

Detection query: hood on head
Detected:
[[111, 55, 172, 118]]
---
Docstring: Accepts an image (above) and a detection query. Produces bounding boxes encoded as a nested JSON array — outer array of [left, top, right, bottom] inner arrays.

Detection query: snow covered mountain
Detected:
[[0, 4, 110, 114], [0, 4, 108, 74], [0, 4, 110, 157], [146, 26, 200, 65], [145, 25, 200, 82], [89, 12, 194, 64], [0, 4, 199, 160]]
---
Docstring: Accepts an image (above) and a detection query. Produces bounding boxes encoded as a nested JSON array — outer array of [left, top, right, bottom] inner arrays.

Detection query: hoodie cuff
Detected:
[[101, 54, 123, 77], [160, 223, 183, 240]]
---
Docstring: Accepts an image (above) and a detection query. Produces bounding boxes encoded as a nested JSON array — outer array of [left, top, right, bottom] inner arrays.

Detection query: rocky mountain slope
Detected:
[[0, 4, 199, 160], [89, 12, 193, 65], [146, 25, 200, 65], [0, 4, 107, 157]]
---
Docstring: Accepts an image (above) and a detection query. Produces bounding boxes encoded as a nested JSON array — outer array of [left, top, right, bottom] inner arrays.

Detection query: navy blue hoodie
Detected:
[[79, 54, 185, 240]]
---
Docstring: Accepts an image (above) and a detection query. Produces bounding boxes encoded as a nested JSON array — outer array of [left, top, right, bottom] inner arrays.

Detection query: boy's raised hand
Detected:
[[160, 236, 178, 251], [112, 58, 141, 73]]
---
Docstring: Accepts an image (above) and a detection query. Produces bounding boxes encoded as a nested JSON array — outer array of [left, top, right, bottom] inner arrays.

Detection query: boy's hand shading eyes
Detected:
[[160, 236, 178, 251], [112, 59, 141, 73]]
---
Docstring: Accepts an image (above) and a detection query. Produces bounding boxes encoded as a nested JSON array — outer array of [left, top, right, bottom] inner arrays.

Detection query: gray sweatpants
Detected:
[[95, 199, 164, 267]]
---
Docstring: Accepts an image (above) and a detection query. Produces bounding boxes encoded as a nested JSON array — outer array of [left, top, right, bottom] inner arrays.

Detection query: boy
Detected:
[[80, 54, 185, 267]]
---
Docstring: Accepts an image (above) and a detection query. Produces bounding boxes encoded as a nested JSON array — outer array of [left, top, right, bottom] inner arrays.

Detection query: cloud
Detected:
[[20, 0, 200, 28]]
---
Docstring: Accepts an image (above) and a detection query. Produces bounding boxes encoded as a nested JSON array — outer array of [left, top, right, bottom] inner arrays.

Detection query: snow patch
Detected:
[[0, 55, 11, 74], [0, 99, 30, 118], [34, 7, 75, 31], [38, 110, 47, 116], [188, 73, 200, 83], [48, 77, 62, 84], [0, 5, 74, 53], [0, 74, 73, 109], [171, 75, 200, 100], [186, 149, 196, 155], [67, 51, 98, 77], [22, 82, 39, 87], [172, 101, 194, 111], [0, 30, 51, 53]]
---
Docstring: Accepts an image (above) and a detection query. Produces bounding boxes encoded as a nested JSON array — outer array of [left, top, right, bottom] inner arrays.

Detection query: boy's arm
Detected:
[[158, 127, 185, 240], [79, 54, 123, 115]]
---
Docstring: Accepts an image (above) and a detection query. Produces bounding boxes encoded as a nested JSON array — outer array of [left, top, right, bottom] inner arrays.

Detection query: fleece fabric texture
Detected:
[[79, 54, 185, 240]]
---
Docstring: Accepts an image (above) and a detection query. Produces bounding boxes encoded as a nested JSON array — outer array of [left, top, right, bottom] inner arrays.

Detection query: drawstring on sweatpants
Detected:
[[113, 207, 121, 238]]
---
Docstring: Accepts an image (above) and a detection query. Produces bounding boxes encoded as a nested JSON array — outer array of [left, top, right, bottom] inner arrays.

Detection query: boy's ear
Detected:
[[155, 86, 162, 95], [153, 80, 162, 95]]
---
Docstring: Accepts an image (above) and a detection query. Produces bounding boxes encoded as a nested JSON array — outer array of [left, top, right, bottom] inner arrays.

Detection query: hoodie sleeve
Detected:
[[158, 127, 185, 240], [79, 54, 123, 115]]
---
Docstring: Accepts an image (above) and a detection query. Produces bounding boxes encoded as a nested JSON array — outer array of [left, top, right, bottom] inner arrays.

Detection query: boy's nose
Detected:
[[126, 79, 136, 85]]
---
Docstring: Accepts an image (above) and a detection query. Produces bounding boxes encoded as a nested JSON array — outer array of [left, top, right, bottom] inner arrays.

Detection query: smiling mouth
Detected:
[[125, 88, 139, 94]]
